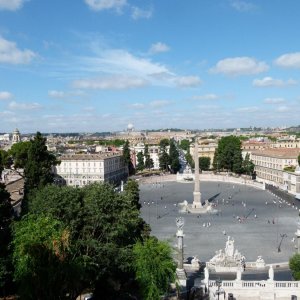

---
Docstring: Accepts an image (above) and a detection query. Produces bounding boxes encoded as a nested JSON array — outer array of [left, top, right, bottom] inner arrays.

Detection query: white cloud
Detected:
[[149, 42, 170, 54], [253, 77, 297, 87], [0, 0, 28, 11], [149, 100, 170, 108], [84, 0, 127, 12], [80, 49, 172, 78], [8, 101, 42, 110], [274, 52, 300, 69], [48, 90, 86, 99], [128, 103, 145, 109], [236, 106, 259, 113], [276, 106, 290, 112], [175, 76, 202, 87], [0, 36, 36, 64], [192, 94, 219, 101], [210, 57, 269, 76], [73, 76, 147, 90], [263, 98, 285, 104], [230, 0, 257, 12], [131, 6, 153, 20], [0, 91, 13, 100]]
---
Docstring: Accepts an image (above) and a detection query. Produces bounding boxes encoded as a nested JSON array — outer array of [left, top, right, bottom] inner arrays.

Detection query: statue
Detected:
[[236, 268, 242, 281], [268, 265, 274, 281], [225, 236, 235, 257], [204, 267, 209, 282]]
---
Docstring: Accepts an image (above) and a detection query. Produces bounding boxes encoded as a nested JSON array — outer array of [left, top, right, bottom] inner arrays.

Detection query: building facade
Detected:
[[252, 148, 300, 193], [54, 153, 128, 187]]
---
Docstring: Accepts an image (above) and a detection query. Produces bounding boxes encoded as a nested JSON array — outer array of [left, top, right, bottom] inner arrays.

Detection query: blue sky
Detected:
[[0, 0, 300, 133]]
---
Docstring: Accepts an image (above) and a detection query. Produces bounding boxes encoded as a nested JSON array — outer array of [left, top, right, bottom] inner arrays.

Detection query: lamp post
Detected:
[[277, 233, 287, 252]]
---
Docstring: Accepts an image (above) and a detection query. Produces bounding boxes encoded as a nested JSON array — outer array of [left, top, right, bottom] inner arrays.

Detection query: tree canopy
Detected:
[[122, 140, 134, 175], [289, 253, 300, 280], [133, 237, 176, 300], [179, 139, 190, 152], [199, 157, 211, 171], [169, 139, 180, 173], [8, 141, 31, 169]]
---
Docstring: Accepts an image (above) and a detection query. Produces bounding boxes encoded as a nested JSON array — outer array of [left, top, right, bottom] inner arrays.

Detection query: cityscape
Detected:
[[1, 1, 300, 300]]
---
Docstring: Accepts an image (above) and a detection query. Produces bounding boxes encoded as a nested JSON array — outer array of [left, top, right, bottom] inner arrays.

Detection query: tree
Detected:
[[122, 140, 134, 175], [179, 139, 190, 152], [0, 183, 13, 297], [159, 139, 170, 171], [124, 179, 141, 210], [199, 157, 211, 171], [133, 237, 176, 300], [13, 214, 75, 300], [24, 132, 58, 194], [298, 154, 300, 166], [214, 136, 243, 173], [8, 141, 31, 169], [0, 150, 11, 177], [242, 153, 255, 176], [136, 151, 145, 171], [169, 139, 180, 173], [144, 145, 154, 170], [185, 152, 194, 168], [289, 253, 300, 280]]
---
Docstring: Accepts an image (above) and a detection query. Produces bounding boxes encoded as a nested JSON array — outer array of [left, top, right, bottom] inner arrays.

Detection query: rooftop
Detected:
[[252, 148, 300, 158], [60, 152, 122, 161]]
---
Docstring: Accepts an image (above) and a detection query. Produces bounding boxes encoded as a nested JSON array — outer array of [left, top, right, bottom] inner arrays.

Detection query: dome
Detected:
[[127, 123, 134, 130]]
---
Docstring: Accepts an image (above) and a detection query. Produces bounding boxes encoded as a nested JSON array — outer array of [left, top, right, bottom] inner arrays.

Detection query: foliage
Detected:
[[27, 182, 146, 298], [12, 214, 75, 300], [242, 153, 255, 175], [136, 151, 145, 171], [24, 132, 58, 194], [8, 141, 31, 169], [0, 150, 11, 176], [159, 140, 170, 171], [213, 136, 243, 173], [289, 253, 300, 280], [283, 166, 296, 172], [185, 152, 194, 168], [0, 183, 13, 296], [133, 237, 176, 300], [122, 140, 134, 175], [169, 139, 180, 173], [179, 139, 190, 151], [199, 157, 210, 171], [298, 154, 300, 166], [98, 139, 125, 147], [144, 145, 154, 170]]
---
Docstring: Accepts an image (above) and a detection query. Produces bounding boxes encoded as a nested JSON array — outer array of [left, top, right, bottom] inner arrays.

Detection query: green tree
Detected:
[[144, 145, 154, 170], [122, 140, 134, 175], [0, 183, 13, 297], [199, 156, 211, 171], [133, 237, 176, 300], [185, 152, 194, 168], [24, 132, 58, 194], [214, 136, 243, 173], [0, 150, 11, 176], [13, 214, 75, 300], [136, 151, 145, 171], [124, 179, 141, 210], [242, 153, 255, 175], [298, 154, 300, 166], [169, 139, 180, 173], [8, 141, 31, 169], [179, 139, 190, 152], [289, 253, 300, 280], [159, 139, 170, 171]]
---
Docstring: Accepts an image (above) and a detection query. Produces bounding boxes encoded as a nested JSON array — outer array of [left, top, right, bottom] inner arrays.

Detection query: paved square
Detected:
[[139, 181, 300, 264]]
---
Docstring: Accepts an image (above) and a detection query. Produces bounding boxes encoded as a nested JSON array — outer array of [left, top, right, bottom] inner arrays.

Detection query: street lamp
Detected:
[[215, 278, 222, 300], [277, 233, 287, 252]]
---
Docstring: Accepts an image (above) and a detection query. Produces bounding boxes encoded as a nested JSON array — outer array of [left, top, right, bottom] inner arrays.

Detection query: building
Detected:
[[54, 153, 128, 187], [190, 139, 217, 168], [252, 148, 300, 192], [131, 143, 161, 169]]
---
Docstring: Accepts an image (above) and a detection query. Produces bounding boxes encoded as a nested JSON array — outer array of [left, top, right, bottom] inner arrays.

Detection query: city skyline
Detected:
[[0, 0, 300, 133]]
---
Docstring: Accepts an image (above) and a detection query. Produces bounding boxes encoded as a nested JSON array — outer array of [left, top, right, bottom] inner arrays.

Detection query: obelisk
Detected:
[[192, 139, 202, 208]]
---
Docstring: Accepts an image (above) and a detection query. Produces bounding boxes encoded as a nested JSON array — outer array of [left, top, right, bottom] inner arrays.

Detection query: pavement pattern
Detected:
[[139, 180, 300, 265]]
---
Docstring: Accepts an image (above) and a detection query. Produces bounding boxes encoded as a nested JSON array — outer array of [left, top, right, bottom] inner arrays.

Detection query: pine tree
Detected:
[[122, 140, 134, 175], [136, 151, 145, 171], [144, 145, 154, 170]]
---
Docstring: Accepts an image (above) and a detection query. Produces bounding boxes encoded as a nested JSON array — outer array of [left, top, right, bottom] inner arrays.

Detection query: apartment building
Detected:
[[54, 153, 128, 187]]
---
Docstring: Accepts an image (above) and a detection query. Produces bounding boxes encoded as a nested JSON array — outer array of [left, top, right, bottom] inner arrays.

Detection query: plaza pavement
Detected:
[[139, 180, 300, 265]]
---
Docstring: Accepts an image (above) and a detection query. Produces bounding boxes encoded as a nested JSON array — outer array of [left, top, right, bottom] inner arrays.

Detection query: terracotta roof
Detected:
[[252, 148, 300, 158]]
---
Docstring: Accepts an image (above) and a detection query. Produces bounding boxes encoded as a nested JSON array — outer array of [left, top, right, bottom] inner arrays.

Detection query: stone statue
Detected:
[[236, 268, 242, 281], [268, 265, 274, 281], [176, 217, 184, 230], [204, 267, 209, 282], [225, 236, 235, 257]]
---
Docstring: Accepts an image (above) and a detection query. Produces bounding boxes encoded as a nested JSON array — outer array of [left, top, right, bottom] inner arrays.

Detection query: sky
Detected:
[[0, 0, 300, 133]]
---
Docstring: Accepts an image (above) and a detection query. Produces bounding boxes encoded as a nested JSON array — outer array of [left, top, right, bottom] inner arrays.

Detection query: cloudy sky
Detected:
[[0, 0, 300, 133]]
